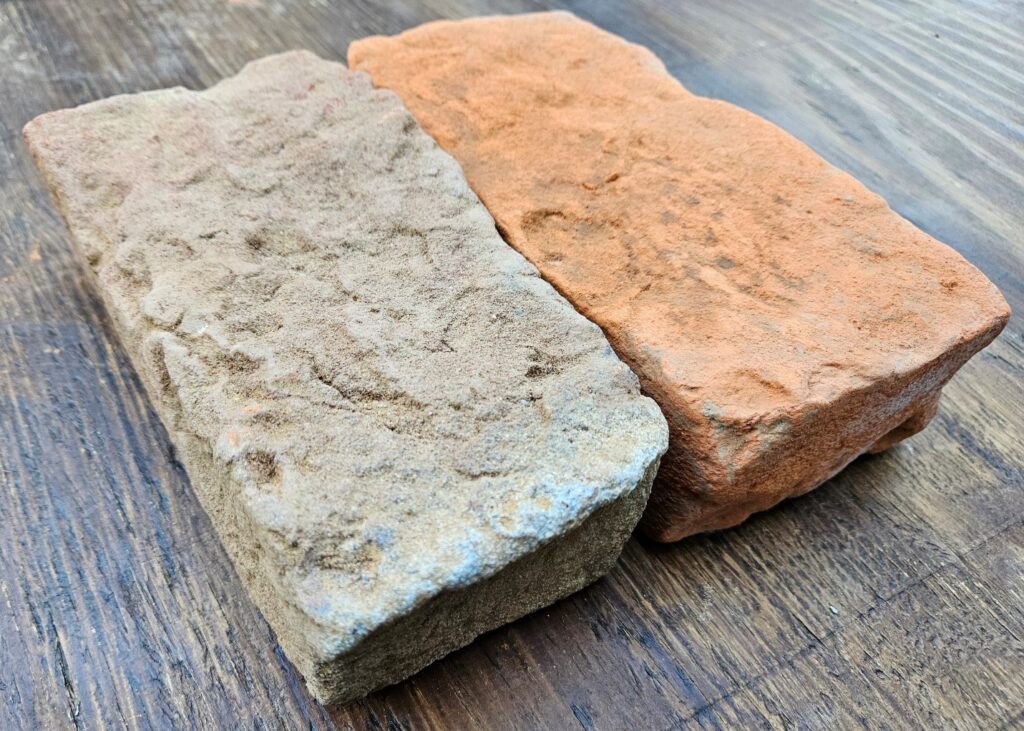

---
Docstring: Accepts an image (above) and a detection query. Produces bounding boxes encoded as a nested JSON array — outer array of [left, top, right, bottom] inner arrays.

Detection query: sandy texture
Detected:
[[23, 50, 667, 703], [350, 12, 1011, 542]]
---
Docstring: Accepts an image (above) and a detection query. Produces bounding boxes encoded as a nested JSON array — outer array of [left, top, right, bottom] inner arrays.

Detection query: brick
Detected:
[[349, 12, 1010, 542], [23, 51, 667, 703]]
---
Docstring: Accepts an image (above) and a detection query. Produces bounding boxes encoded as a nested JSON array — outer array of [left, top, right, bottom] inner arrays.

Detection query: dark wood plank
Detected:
[[1, 0, 1020, 728]]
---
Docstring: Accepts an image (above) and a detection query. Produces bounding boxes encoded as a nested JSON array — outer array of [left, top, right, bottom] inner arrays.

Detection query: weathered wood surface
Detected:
[[0, 0, 1020, 728]]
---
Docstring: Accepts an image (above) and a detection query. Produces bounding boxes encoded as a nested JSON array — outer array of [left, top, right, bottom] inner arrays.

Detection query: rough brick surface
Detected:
[[23, 51, 667, 703], [350, 12, 1010, 542]]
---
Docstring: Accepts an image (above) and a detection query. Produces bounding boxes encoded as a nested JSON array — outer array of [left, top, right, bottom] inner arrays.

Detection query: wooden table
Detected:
[[1, 1, 1021, 728]]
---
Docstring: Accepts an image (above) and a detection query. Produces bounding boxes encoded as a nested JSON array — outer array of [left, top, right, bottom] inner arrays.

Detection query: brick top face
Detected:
[[351, 12, 1010, 540], [23, 49, 667, 683]]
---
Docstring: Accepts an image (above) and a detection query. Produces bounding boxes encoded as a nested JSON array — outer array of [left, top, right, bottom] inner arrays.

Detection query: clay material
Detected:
[[24, 51, 667, 703], [350, 12, 1011, 542]]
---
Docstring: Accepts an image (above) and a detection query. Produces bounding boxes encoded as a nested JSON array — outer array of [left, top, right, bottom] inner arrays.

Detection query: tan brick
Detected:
[[24, 50, 667, 703]]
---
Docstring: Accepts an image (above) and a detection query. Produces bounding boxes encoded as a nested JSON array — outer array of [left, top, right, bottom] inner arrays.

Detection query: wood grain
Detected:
[[1, 0, 1020, 728]]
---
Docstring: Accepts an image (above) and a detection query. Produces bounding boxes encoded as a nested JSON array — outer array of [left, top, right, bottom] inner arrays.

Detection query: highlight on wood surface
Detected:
[[22, 50, 668, 705], [350, 10, 1011, 543]]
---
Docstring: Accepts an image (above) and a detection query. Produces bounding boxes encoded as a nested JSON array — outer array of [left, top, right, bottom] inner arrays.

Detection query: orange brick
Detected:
[[351, 12, 1010, 541]]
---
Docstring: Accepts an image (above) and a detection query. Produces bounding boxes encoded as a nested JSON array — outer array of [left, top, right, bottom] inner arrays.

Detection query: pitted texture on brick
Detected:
[[350, 12, 1010, 542], [24, 51, 667, 703]]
